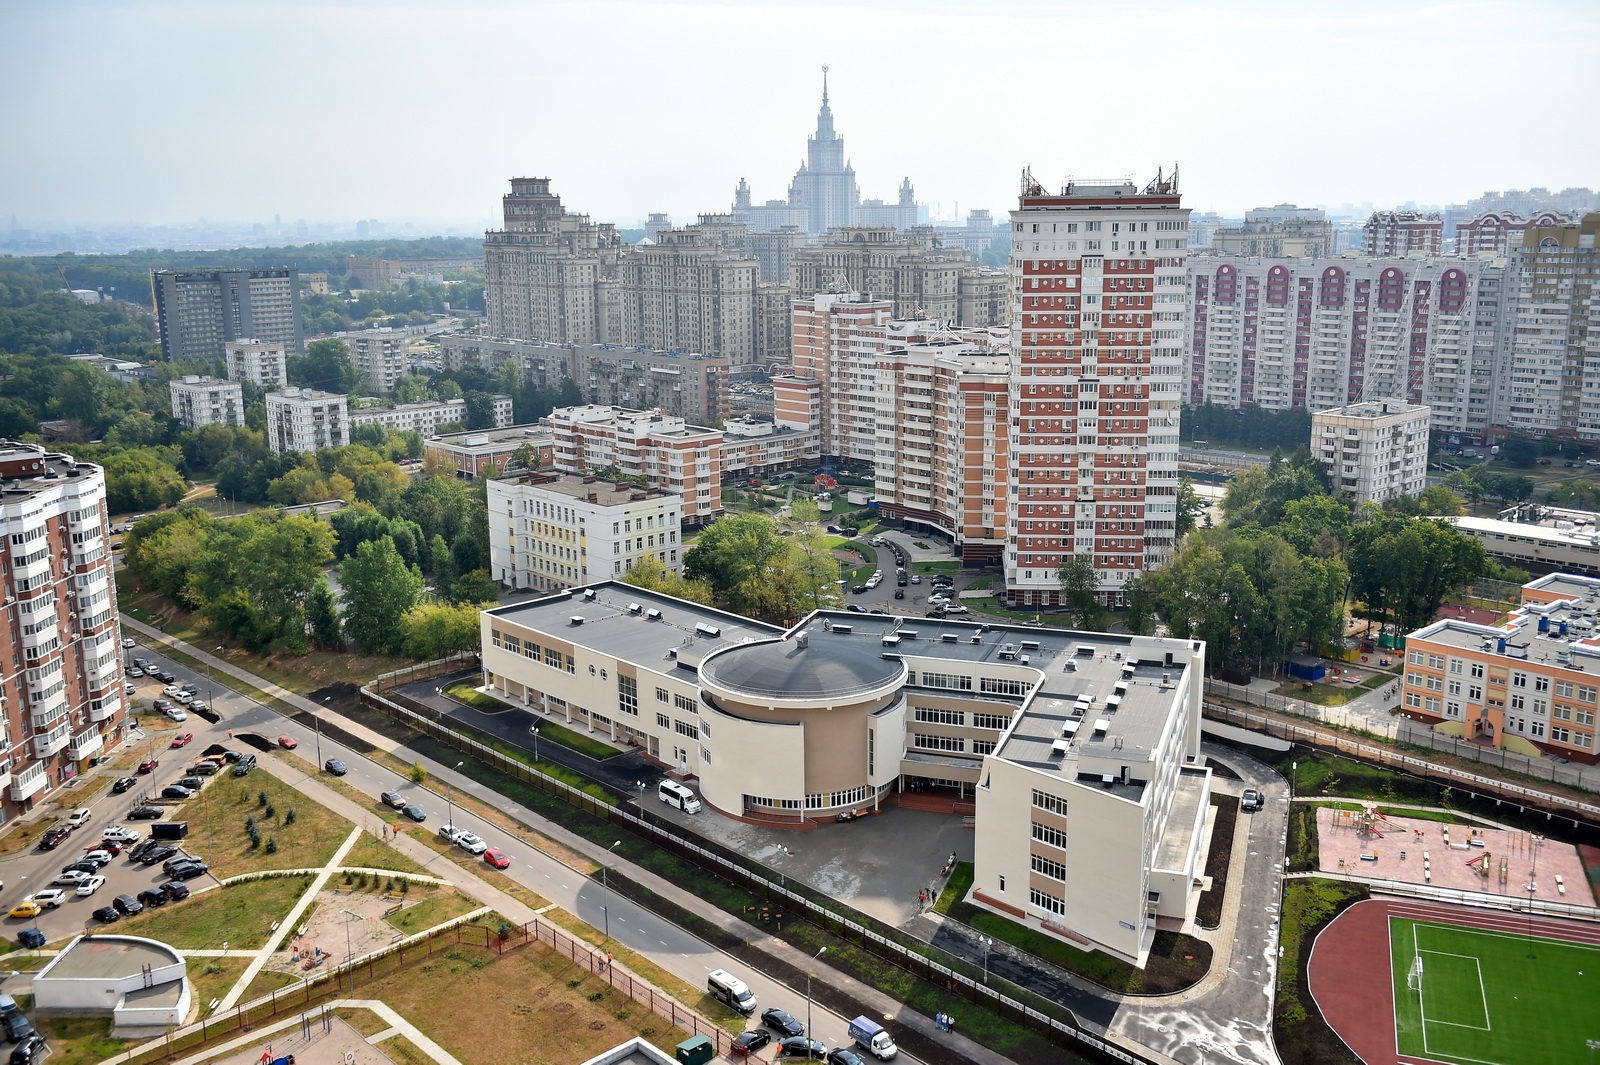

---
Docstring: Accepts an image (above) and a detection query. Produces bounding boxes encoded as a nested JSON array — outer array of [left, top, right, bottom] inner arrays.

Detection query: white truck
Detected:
[[848, 1016, 897, 1059]]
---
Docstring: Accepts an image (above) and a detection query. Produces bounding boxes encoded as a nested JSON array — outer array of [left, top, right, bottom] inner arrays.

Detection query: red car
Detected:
[[278, 735, 297, 749], [483, 848, 510, 870], [91, 841, 122, 856], [138, 758, 159, 773], [170, 732, 194, 749]]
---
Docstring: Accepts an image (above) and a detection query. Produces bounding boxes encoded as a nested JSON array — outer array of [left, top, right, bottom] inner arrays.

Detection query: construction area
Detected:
[[1313, 804, 1591, 901]]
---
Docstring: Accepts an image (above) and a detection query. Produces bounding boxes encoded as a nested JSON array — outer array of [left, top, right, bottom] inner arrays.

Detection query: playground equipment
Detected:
[[1466, 851, 1492, 878], [1352, 802, 1400, 839]]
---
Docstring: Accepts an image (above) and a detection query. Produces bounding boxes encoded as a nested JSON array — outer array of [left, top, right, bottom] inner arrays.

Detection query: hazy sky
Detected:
[[3, 0, 1597, 230]]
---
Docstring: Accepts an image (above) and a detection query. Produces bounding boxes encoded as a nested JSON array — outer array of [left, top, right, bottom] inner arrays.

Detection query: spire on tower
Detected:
[[822, 65, 829, 106]]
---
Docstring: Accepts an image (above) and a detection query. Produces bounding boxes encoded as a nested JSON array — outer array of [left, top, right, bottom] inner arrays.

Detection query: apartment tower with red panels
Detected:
[[1006, 170, 1189, 607]]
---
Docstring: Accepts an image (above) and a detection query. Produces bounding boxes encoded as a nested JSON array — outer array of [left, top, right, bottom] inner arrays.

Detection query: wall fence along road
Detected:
[[1284, 870, 1600, 922], [359, 686, 1156, 1065], [1201, 694, 1600, 823]]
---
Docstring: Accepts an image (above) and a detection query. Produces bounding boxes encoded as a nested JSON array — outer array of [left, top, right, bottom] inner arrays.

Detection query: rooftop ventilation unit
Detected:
[[1076, 645, 1095, 657], [1020, 640, 1041, 651], [569, 615, 585, 626], [583, 589, 596, 600], [627, 603, 642, 615], [899, 630, 918, 640], [970, 634, 982, 644], [881, 635, 901, 647], [695, 623, 721, 638], [796, 630, 810, 648], [646, 608, 662, 620], [1051, 739, 1069, 757], [834, 624, 853, 635], [941, 633, 959, 643], [1062, 720, 1080, 736], [1093, 718, 1110, 733], [1064, 659, 1077, 671]]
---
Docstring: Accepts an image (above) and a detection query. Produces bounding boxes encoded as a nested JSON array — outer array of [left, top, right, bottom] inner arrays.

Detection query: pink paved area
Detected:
[[1314, 806, 1591, 902], [208, 1015, 396, 1065]]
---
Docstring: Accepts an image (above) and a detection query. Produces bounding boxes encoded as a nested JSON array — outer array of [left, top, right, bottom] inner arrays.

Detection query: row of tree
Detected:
[[1180, 403, 1313, 452]]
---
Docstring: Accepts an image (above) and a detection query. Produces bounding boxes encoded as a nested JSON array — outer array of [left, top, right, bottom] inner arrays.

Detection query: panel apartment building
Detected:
[[0, 443, 127, 818], [345, 329, 409, 394], [437, 334, 731, 428], [487, 474, 682, 591], [223, 339, 289, 389], [168, 376, 244, 430], [479, 584, 1210, 966], [265, 389, 349, 454], [1311, 401, 1430, 505], [1185, 254, 1509, 439], [348, 394, 513, 436], [150, 268, 302, 362], [1005, 171, 1189, 607], [1401, 572, 1600, 763], [546, 406, 723, 526]]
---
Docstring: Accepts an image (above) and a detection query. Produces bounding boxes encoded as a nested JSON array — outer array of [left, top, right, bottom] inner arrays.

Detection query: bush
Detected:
[[285, 808, 297, 826], [258, 791, 268, 807], [409, 760, 428, 784], [264, 803, 276, 820], [265, 837, 278, 854]]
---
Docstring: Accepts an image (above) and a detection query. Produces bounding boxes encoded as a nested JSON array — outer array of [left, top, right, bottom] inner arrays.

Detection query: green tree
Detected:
[[1057, 554, 1105, 630], [463, 391, 497, 430], [306, 579, 344, 650], [1175, 477, 1204, 540], [509, 441, 542, 473], [451, 569, 500, 604], [1417, 484, 1464, 517], [401, 601, 482, 660], [682, 513, 791, 618], [339, 537, 425, 655], [288, 338, 360, 394], [622, 554, 714, 604], [428, 533, 456, 596]]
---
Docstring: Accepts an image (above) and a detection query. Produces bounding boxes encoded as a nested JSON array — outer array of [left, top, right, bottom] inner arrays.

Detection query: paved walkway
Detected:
[[164, 998, 464, 1065], [214, 827, 365, 1012]]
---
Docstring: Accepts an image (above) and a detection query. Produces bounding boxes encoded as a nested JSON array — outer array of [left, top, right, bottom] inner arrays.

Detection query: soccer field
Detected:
[[1389, 916, 1600, 1065]]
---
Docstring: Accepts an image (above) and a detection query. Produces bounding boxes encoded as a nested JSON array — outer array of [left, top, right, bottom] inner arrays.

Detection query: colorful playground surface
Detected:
[[1314, 804, 1591, 902]]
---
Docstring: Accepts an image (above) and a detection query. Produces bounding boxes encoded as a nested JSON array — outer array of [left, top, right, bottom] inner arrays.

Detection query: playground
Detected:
[[209, 1015, 398, 1065], [267, 888, 417, 979], [1314, 804, 1589, 901]]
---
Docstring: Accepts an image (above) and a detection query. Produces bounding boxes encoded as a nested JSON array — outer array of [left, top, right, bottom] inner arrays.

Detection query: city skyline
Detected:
[[3, 0, 1597, 232]]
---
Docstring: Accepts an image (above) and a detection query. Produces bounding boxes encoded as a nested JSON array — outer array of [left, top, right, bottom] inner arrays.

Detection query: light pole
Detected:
[[341, 909, 361, 993], [1585, 1037, 1600, 1065], [806, 946, 827, 1041], [600, 840, 621, 940], [208, 646, 222, 705], [979, 935, 993, 984], [445, 760, 465, 828], [316, 696, 330, 770], [529, 721, 541, 764]]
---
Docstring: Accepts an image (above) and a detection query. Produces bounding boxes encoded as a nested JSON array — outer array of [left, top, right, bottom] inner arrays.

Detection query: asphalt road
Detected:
[[76, 641, 918, 1064]]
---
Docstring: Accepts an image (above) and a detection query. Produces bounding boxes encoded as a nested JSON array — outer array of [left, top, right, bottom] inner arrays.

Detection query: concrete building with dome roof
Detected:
[[479, 581, 1210, 966]]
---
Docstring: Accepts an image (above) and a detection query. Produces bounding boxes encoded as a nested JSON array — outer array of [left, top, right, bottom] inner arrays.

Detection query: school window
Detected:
[[544, 647, 561, 669], [912, 734, 965, 753], [1030, 887, 1065, 915], [914, 707, 965, 726], [618, 674, 638, 717], [503, 634, 521, 655], [1580, 686, 1597, 703], [1469, 685, 1483, 701], [973, 713, 1012, 730], [1447, 680, 1461, 696], [1032, 790, 1067, 816], [972, 740, 996, 756], [1557, 681, 1574, 698], [565, 654, 576, 674], [1031, 821, 1067, 848], [1535, 676, 1550, 692], [1408, 650, 1424, 665], [1405, 692, 1422, 709], [490, 629, 503, 648], [524, 642, 540, 660], [656, 713, 670, 729], [1471, 662, 1485, 679], [674, 719, 699, 740], [1512, 672, 1527, 688], [1426, 676, 1443, 691], [1427, 654, 1444, 670], [979, 677, 1030, 696], [656, 687, 670, 703], [675, 694, 697, 714], [1449, 659, 1463, 675], [1031, 854, 1067, 881], [919, 672, 974, 691]]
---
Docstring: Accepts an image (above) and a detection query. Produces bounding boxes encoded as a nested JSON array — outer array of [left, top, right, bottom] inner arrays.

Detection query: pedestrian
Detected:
[[948, 1015, 955, 1034], [919, 889, 927, 905], [935, 1012, 946, 1031]]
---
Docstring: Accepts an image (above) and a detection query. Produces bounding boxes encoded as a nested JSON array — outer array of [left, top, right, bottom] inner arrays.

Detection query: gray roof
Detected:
[[45, 936, 180, 980], [701, 635, 904, 699]]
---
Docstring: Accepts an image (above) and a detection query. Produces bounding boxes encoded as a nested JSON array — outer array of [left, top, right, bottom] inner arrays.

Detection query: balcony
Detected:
[[89, 695, 120, 723], [32, 720, 71, 759], [20, 621, 58, 652], [9, 761, 46, 802], [67, 727, 103, 761]]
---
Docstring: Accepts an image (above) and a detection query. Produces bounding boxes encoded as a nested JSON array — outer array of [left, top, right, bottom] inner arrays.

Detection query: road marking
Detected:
[[659, 940, 667, 946]]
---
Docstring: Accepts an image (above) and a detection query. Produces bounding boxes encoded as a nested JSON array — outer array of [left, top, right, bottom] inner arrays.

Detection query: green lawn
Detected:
[[911, 560, 959, 574], [444, 685, 620, 760], [115, 876, 312, 949], [1390, 916, 1600, 1065]]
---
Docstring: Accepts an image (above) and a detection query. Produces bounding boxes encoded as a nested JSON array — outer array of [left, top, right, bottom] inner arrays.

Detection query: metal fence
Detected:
[[371, 651, 478, 693], [359, 687, 1150, 1065], [1286, 871, 1600, 921], [1201, 700, 1600, 823], [1203, 679, 1600, 796]]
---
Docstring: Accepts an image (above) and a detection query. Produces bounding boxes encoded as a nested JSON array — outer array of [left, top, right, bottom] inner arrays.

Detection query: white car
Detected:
[[82, 849, 114, 865], [189, 699, 208, 712], [67, 808, 92, 827], [163, 707, 187, 722], [161, 685, 184, 698], [29, 889, 66, 909], [75, 876, 106, 897], [173, 691, 194, 705], [126, 666, 144, 678], [101, 826, 139, 844], [122, 637, 136, 649], [124, 682, 137, 695], [454, 832, 488, 855], [437, 824, 464, 845], [937, 604, 970, 615], [52, 870, 91, 886]]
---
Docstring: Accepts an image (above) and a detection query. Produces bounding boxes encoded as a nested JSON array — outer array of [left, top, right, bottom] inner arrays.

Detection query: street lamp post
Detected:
[[806, 946, 827, 1041], [316, 696, 330, 770], [529, 722, 540, 764], [600, 840, 622, 941], [445, 760, 465, 828], [209, 646, 222, 705], [341, 909, 361, 993], [979, 935, 993, 984]]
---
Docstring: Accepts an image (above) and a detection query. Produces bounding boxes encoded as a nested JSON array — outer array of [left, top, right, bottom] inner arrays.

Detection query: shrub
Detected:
[[409, 760, 428, 784], [258, 791, 268, 807], [265, 837, 278, 854], [285, 809, 297, 825], [264, 803, 276, 820]]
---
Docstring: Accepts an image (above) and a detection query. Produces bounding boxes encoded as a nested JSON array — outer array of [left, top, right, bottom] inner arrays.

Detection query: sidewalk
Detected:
[[123, 620, 1075, 1065]]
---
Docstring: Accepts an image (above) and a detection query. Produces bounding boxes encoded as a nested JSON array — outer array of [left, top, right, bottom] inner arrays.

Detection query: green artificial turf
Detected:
[[1389, 916, 1600, 1065]]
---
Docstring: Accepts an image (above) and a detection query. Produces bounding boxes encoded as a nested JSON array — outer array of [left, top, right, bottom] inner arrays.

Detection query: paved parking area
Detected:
[[5, 833, 217, 943], [647, 798, 972, 928]]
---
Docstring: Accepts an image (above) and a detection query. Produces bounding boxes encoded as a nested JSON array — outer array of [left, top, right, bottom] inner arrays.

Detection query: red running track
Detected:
[[1305, 896, 1600, 1065]]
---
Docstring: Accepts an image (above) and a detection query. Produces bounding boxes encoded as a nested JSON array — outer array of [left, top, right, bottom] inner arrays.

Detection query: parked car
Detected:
[[52, 870, 91, 887], [101, 826, 140, 844], [170, 732, 194, 748], [455, 832, 488, 855], [380, 791, 406, 809], [222, 750, 246, 763], [160, 785, 194, 800], [175, 776, 204, 792], [81, 849, 115, 865], [826, 1050, 866, 1065], [91, 906, 120, 923], [909, 575, 921, 584], [181, 682, 198, 694], [1241, 788, 1263, 811], [6, 902, 39, 920], [189, 700, 209, 713], [125, 666, 145, 678], [75, 875, 106, 897], [136, 889, 168, 908], [161, 855, 197, 875], [189, 761, 220, 776], [60, 861, 99, 876], [138, 758, 160, 773], [139, 845, 178, 865], [38, 826, 72, 850], [155, 670, 176, 684], [127, 806, 164, 821], [762, 1009, 806, 1038], [846, 604, 868, 614], [167, 861, 209, 882], [91, 840, 121, 856], [111, 776, 138, 794], [67, 808, 92, 828], [112, 894, 143, 915], [732, 1031, 773, 1055], [15, 929, 45, 950], [11, 1034, 47, 1065], [778, 1037, 827, 1059], [277, 736, 297, 749], [483, 848, 510, 869], [162, 707, 187, 723], [161, 881, 191, 901], [161, 685, 184, 698], [324, 759, 347, 776], [1, 1012, 32, 1043], [172, 691, 194, 706], [128, 839, 163, 861], [28, 890, 65, 910], [402, 805, 426, 822]]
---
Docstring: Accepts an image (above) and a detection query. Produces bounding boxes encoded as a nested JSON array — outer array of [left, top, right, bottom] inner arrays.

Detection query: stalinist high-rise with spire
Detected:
[[733, 68, 920, 236]]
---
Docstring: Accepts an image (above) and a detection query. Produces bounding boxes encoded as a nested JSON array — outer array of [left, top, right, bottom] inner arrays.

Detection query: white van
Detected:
[[658, 780, 702, 814], [706, 968, 756, 1014]]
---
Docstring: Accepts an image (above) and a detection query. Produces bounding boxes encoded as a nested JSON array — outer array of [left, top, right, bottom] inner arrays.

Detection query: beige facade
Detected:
[[613, 230, 758, 363], [488, 474, 682, 592], [479, 584, 1208, 966], [222, 338, 289, 389], [1208, 205, 1334, 258], [547, 405, 723, 525], [791, 227, 970, 322]]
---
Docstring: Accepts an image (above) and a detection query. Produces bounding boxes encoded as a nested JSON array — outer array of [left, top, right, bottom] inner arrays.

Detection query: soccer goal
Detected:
[[1406, 954, 1424, 992]]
